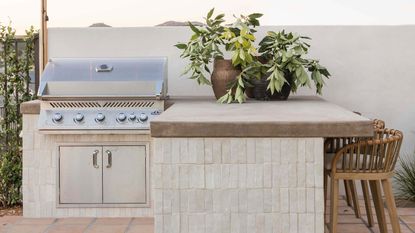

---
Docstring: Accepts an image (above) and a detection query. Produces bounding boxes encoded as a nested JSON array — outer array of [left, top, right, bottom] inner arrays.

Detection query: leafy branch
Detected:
[[175, 8, 225, 85], [175, 9, 263, 103], [0, 23, 37, 207], [258, 30, 330, 95]]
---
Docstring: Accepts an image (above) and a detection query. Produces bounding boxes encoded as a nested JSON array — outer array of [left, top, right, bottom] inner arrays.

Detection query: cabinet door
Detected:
[[102, 146, 147, 204], [59, 146, 102, 204]]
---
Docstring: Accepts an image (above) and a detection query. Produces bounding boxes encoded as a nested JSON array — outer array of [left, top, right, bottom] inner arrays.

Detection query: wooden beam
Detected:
[[41, 0, 48, 70]]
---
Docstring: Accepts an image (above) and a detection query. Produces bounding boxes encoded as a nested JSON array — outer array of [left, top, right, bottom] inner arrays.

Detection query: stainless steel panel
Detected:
[[102, 146, 147, 204], [59, 146, 102, 204], [38, 108, 162, 131], [38, 57, 168, 99]]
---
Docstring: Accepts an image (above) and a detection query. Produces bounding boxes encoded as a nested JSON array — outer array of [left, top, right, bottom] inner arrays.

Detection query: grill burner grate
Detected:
[[49, 101, 155, 109]]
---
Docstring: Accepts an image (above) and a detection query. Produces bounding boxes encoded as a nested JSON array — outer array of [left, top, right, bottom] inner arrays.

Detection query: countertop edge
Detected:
[[21, 100, 41, 114], [150, 120, 374, 138]]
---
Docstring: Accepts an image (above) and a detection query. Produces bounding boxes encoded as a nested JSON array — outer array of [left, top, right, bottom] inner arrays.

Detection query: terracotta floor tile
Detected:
[[131, 218, 154, 225], [0, 226, 8, 233], [126, 224, 154, 233], [0, 216, 22, 225], [337, 206, 356, 215], [401, 215, 415, 223], [85, 224, 128, 233], [336, 223, 372, 233], [94, 217, 131, 225], [18, 218, 56, 225], [406, 223, 415, 231], [7, 225, 49, 233], [371, 224, 413, 233], [55, 218, 94, 225], [338, 214, 367, 224], [398, 208, 415, 216], [47, 224, 87, 233]]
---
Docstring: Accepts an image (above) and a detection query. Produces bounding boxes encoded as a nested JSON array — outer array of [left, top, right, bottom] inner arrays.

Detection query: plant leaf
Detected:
[[188, 22, 200, 34], [207, 8, 214, 19], [248, 13, 263, 19], [174, 43, 187, 49]]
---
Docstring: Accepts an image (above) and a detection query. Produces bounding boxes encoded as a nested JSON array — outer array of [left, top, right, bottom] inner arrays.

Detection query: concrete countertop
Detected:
[[20, 100, 40, 114], [150, 96, 374, 138]]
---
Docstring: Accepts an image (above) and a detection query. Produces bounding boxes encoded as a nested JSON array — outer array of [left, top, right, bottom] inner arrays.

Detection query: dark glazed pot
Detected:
[[211, 59, 241, 99], [253, 73, 292, 101]]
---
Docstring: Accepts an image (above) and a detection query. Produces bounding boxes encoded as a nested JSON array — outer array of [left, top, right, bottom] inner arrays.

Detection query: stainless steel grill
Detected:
[[37, 57, 167, 131]]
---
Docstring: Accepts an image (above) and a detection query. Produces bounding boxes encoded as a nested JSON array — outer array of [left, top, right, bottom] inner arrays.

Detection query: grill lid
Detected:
[[38, 57, 167, 99]]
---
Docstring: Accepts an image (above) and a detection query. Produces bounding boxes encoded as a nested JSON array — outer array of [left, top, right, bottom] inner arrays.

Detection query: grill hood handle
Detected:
[[95, 64, 113, 72]]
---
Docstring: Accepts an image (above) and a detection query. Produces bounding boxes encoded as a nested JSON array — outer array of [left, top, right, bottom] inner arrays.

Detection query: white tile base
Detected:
[[153, 138, 324, 233], [22, 114, 153, 217]]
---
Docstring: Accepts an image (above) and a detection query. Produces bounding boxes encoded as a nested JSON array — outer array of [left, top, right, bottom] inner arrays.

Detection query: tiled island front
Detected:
[[150, 97, 373, 233], [152, 137, 324, 233]]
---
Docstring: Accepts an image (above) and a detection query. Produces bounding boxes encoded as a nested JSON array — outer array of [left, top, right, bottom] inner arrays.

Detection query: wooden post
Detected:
[[41, 0, 48, 70]]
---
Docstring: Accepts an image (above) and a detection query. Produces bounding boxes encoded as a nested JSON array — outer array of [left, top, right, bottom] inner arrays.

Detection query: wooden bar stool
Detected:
[[326, 128, 403, 233], [324, 119, 385, 227]]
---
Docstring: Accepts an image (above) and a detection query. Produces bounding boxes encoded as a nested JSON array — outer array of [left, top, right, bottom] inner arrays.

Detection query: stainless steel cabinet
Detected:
[[58, 145, 147, 206], [103, 146, 146, 204], [59, 146, 103, 204]]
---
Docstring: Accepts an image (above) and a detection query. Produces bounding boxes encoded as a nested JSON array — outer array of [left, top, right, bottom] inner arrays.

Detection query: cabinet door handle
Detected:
[[106, 150, 112, 168], [92, 150, 99, 168]]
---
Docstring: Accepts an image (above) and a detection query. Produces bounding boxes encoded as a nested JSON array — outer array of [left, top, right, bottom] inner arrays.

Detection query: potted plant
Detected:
[[176, 10, 331, 103], [175, 8, 262, 103], [256, 30, 331, 100]]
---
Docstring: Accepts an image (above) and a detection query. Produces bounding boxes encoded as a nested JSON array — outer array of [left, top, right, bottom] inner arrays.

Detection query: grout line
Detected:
[[5, 216, 25, 232], [43, 218, 59, 233], [123, 218, 135, 233], [83, 218, 97, 233], [399, 216, 415, 233], [360, 218, 376, 233]]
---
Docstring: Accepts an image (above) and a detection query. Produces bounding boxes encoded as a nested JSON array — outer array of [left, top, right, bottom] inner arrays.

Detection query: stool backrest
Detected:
[[333, 128, 403, 174]]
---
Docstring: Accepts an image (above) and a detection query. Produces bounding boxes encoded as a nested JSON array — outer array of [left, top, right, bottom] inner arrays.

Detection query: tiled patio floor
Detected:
[[0, 197, 414, 233], [0, 217, 153, 233], [324, 197, 415, 233]]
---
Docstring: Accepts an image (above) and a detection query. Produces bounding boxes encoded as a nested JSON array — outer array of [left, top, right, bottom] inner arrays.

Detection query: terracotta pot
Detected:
[[253, 72, 292, 101], [211, 59, 241, 99], [245, 86, 254, 99]]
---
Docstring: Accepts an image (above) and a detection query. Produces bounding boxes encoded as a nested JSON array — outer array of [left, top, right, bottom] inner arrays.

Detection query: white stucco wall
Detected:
[[47, 26, 415, 154]]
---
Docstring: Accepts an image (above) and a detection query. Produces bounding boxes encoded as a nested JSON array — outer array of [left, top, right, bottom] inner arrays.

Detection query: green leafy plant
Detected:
[[258, 30, 330, 95], [175, 8, 262, 103], [176, 10, 331, 103], [395, 154, 415, 202], [0, 23, 37, 207]]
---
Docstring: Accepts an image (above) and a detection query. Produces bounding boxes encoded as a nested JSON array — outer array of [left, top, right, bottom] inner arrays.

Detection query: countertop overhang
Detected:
[[150, 96, 374, 138]]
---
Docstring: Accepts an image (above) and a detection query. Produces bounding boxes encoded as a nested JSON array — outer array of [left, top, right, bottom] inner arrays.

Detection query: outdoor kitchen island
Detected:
[[150, 96, 373, 233], [20, 96, 373, 232]]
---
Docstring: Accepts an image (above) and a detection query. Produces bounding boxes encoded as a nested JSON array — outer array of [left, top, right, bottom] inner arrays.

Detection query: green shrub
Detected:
[[0, 23, 36, 207], [395, 153, 415, 202], [0, 150, 22, 206]]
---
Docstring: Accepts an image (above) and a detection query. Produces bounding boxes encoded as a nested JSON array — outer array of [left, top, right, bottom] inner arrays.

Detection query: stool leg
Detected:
[[349, 180, 361, 218], [324, 171, 328, 215], [344, 180, 353, 207], [382, 179, 401, 233], [361, 180, 374, 227], [369, 180, 387, 233], [330, 178, 339, 233]]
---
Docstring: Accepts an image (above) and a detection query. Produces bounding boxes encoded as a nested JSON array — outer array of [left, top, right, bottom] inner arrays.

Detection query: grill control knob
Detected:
[[138, 113, 148, 122], [74, 113, 84, 122], [53, 113, 63, 122], [117, 113, 127, 122], [128, 114, 136, 121], [95, 113, 105, 122]]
